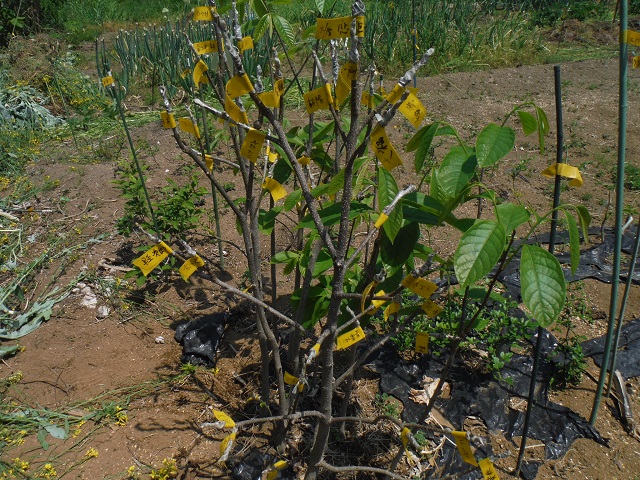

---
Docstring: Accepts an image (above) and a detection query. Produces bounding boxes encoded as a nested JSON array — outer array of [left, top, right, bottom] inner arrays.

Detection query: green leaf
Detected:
[[273, 14, 295, 46], [258, 207, 282, 235], [406, 122, 439, 152], [563, 209, 580, 276], [435, 146, 477, 199], [381, 221, 421, 267], [574, 205, 592, 239], [297, 202, 371, 229], [0, 344, 21, 358], [517, 110, 537, 136], [45, 424, 68, 440], [495, 203, 530, 234], [314, 0, 325, 13], [520, 244, 566, 327], [253, 14, 269, 42], [378, 167, 402, 241], [407, 122, 439, 173], [271, 251, 299, 264], [475, 123, 515, 168], [37, 429, 49, 450], [251, 0, 269, 17], [454, 220, 506, 287], [536, 106, 550, 153], [284, 189, 303, 212], [311, 248, 334, 276]]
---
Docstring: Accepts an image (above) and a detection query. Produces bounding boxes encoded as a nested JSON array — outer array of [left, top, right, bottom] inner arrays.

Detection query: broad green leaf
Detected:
[[311, 249, 334, 277], [0, 344, 20, 358], [45, 424, 68, 440], [258, 207, 282, 235], [563, 209, 580, 276], [314, 0, 325, 13], [284, 189, 303, 212], [253, 14, 269, 42], [520, 244, 566, 327], [454, 220, 506, 287], [271, 251, 299, 264], [574, 205, 592, 240], [406, 122, 439, 152], [37, 429, 49, 450], [297, 202, 371, 229], [251, 0, 269, 17], [381, 221, 421, 267], [291, 284, 329, 329], [273, 14, 295, 46], [476, 123, 515, 168], [408, 122, 439, 173], [536, 106, 550, 153], [495, 203, 530, 234], [378, 167, 402, 241], [402, 206, 440, 225], [517, 110, 537, 136], [435, 146, 477, 199]]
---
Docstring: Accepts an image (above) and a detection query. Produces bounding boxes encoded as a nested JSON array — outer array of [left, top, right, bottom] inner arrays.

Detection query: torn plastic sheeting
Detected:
[[582, 317, 640, 379], [229, 448, 295, 480], [174, 312, 228, 366], [368, 329, 607, 478]]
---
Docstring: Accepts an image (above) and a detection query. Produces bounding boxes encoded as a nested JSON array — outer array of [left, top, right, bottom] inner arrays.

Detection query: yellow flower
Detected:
[[72, 420, 86, 438], [38, 463, 57, 478], [12, 457, 29, 471], [85, 447, 98, 458]]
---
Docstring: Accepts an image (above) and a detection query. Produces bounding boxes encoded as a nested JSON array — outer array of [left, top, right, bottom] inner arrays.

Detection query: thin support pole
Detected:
[[514, 64, 564, 478], [412, 0, 417, 88], [606, 217, 640, 394], [590, 0, 628, 426]]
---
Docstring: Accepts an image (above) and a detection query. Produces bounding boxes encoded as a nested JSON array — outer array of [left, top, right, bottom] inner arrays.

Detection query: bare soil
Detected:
[[2, 31, 640, 479]]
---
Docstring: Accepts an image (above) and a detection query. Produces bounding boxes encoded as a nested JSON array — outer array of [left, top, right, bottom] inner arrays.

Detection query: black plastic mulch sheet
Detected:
[[367, 328, 608, 479], [582, 317, 640, 379], [498, 227, 640, 301], [174, 312, 228, 366]]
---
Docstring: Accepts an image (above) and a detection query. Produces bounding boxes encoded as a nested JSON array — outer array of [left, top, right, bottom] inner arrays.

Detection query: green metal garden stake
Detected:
[[606, 216, 640, 395], [514, 64, 565, 478], [590, 0, 628, 426]]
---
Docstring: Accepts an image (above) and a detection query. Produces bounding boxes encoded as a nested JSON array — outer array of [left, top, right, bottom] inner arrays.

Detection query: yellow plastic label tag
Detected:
[[240, 128, 266, 163], [633, 56, 640, 69], [283, 371, 298, 386], [179, 118, 201, 138], [304, 84, 333, 113], [193, 59, 209, 86], [132, 241, 173, 276], [315, 16, 364, 39], [266, 460, 288, 480], [401, 427, 411, 447], [268, 149, 278, 163], [181, 68, 190, 79], [263, 178, 287, 202], [275, 78, 285, 97], [193, 6, 214, 21], [205, 154, 214, 172], [298, 156, 311, 166], [399, 92, 426, 128], [258, 91, 279, 108], [237, 36, 254, 53], [371, 290, 387, 312], [193, 39, 220, 54], [361, 281, 378, 314], [311, 343, 321, 356], [421, 299, 443, 318], [386, 84, 405, 104], [374, 212, 389, 228], [384, 302, 401, 320], [179, 255, 205, 281], [371, 125, 403, 170], [101, 75, 114, 87], [335, 62, 358, 104], [160, 111, 176, 129], [213, 410, 236, 428], [479, 458, 500, 480], [452, 431, 478, 466], [624, 29, 640, 46], [225, 95, 249, 124], [402, 275, 438, 298], [361, 91, 375, 109], [541, 163, 583, 187], [219, 431, 236, 456], [415, 331, 429, 354], [226, 74, 253, 98], [336, 326, 366, 350]]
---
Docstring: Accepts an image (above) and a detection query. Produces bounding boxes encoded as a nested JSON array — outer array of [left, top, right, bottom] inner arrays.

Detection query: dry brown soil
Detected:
[[2, 35, 640, 480]]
